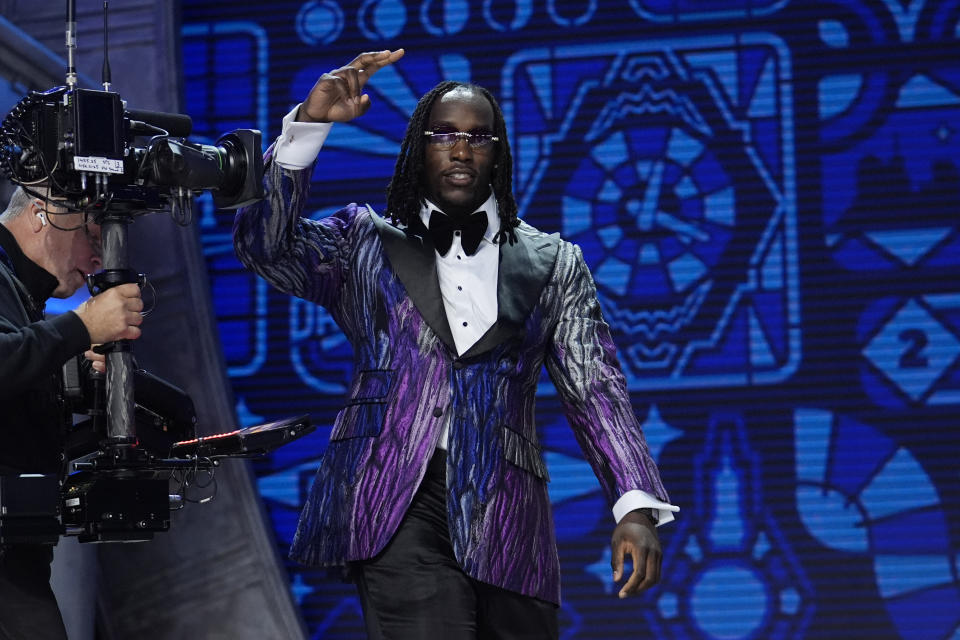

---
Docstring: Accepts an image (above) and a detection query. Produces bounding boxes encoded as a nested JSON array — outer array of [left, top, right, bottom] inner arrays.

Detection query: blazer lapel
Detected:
[[372, 211, 457, 353], [461, 224, 560, 359]]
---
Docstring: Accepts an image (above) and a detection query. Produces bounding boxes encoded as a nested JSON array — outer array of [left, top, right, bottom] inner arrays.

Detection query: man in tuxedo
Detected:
[[234, 49, 677, 639]]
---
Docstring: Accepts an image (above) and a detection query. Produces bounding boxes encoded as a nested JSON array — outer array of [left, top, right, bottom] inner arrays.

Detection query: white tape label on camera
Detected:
[[73, 156, 124, 174]]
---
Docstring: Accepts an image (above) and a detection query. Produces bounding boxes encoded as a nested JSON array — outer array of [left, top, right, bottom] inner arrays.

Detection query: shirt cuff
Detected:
[[273, 104, 332, 170], [612, 490, 679, 527]]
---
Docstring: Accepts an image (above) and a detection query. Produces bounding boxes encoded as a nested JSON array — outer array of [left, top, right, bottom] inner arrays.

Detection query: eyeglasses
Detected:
[[82, 221, 102, 257], [37, 201, 99, 251], [424, 130, 499, 150]]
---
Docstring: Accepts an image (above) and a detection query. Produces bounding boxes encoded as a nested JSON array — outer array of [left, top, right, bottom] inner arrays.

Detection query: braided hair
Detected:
[[385, 82, 519, 244]]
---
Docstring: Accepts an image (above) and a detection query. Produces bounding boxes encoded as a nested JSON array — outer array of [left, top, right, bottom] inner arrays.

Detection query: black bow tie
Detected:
[[428, 210, 488, 257]]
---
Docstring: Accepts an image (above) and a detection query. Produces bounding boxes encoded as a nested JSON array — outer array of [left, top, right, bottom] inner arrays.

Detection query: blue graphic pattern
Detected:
[[503, 36, 801, 390], [650, 414, 813, 639], [794, 408, 960, 639]]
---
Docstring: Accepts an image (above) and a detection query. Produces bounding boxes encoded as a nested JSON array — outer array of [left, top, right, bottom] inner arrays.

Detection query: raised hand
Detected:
[[298, 49, 405, 123]]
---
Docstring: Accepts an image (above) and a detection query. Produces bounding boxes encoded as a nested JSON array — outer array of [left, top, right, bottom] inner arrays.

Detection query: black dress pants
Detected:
[[352, 452, 558, 640], [0, 545, 67, 640]]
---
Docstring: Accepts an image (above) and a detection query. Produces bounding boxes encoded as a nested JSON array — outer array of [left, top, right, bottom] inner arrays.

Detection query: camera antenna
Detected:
[[65, 0, 78, 87], [102, 1, 112, 91]]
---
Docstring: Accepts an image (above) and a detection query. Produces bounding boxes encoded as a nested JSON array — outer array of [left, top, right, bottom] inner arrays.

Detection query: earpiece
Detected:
[[31, 200, 47, 227]]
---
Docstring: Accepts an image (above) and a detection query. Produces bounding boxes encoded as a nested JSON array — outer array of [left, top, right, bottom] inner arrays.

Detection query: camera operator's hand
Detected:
[[84, 349, 106, 373], [74, 283, 144, 345], [298, 49, 405, 124]]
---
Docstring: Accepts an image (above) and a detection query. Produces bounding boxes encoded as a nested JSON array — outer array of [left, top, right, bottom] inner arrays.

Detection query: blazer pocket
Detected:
[[502, 425, 550, 481], [329, 369, 393, 441]]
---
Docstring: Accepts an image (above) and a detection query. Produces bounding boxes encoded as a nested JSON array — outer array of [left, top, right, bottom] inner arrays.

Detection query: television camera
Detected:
[[0, 1, 312, 546], [0, 84, 263, 216]]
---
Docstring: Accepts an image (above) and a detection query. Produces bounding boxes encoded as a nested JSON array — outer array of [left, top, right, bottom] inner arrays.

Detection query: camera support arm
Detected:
[[94, 213, 139, 452]]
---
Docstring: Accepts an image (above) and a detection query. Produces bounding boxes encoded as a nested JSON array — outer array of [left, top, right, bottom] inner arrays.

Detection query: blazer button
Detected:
[[433, 407, 443, 418], [453, 361, 464, 370]]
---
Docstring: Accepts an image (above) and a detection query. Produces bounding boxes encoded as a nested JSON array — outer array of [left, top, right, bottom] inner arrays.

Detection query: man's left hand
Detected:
[[299, 49, 405, 123], [610, 509, 662, 598], [84, 349, 106, 374]]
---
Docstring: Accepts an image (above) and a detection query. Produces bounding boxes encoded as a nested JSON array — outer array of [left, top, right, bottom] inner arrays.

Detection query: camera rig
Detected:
[[0, 1, 312, 545], [1, 84, 264, 216]]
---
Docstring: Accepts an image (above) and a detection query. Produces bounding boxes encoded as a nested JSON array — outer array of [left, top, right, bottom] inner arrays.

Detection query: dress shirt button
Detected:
[[457, 286, 462, 291], [454, 230, 461, 236], [462, 321, 468, 327], [433, 407, 443, 417]]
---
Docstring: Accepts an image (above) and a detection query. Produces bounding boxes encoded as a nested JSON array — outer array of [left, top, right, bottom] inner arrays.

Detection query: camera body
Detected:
[[0, 472, 171, 545], [1, 85, 263, 213]]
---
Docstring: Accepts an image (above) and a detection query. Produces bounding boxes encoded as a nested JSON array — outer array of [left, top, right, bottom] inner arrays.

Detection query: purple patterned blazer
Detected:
[[233, 156, 670, 605]]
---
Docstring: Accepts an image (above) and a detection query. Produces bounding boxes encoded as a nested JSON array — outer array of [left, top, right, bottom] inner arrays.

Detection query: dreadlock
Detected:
[[385, 82, 520, 245]]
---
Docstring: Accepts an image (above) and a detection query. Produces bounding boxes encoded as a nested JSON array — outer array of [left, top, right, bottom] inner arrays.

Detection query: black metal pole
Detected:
[[99, 214, 137, 448]]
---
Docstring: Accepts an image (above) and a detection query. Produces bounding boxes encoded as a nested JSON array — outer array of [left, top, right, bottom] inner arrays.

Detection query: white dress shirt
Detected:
[[274, 106, 678, 525], [419, 197, 500, 357]]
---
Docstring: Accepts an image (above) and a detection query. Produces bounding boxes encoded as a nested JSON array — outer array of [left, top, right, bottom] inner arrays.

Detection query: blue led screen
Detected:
[[181, 1, 960, 638]]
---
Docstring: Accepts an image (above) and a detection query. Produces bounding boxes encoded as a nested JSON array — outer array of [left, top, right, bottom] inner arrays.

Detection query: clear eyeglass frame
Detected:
[[82, 221, 102, 258], [423, 130, 499, 150], [37, 199, 102, 257]]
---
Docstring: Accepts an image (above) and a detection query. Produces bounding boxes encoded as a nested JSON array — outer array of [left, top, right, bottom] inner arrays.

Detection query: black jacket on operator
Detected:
[[0, 223, 90, 474]]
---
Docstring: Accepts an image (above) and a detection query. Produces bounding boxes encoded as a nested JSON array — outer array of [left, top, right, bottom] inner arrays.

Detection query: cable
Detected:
[[176, 455, 218, 505]]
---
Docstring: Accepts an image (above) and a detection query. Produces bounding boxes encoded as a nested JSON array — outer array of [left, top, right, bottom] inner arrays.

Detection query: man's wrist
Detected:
[[295, 104, 320, 123], [635, 507, 658, 526]]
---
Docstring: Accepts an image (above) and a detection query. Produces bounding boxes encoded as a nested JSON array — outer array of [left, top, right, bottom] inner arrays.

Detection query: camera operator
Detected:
[[0, 185, 144, 639]]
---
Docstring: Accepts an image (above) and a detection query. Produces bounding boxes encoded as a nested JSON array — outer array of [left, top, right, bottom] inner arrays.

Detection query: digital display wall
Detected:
[[181, 1, 960, 638]]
